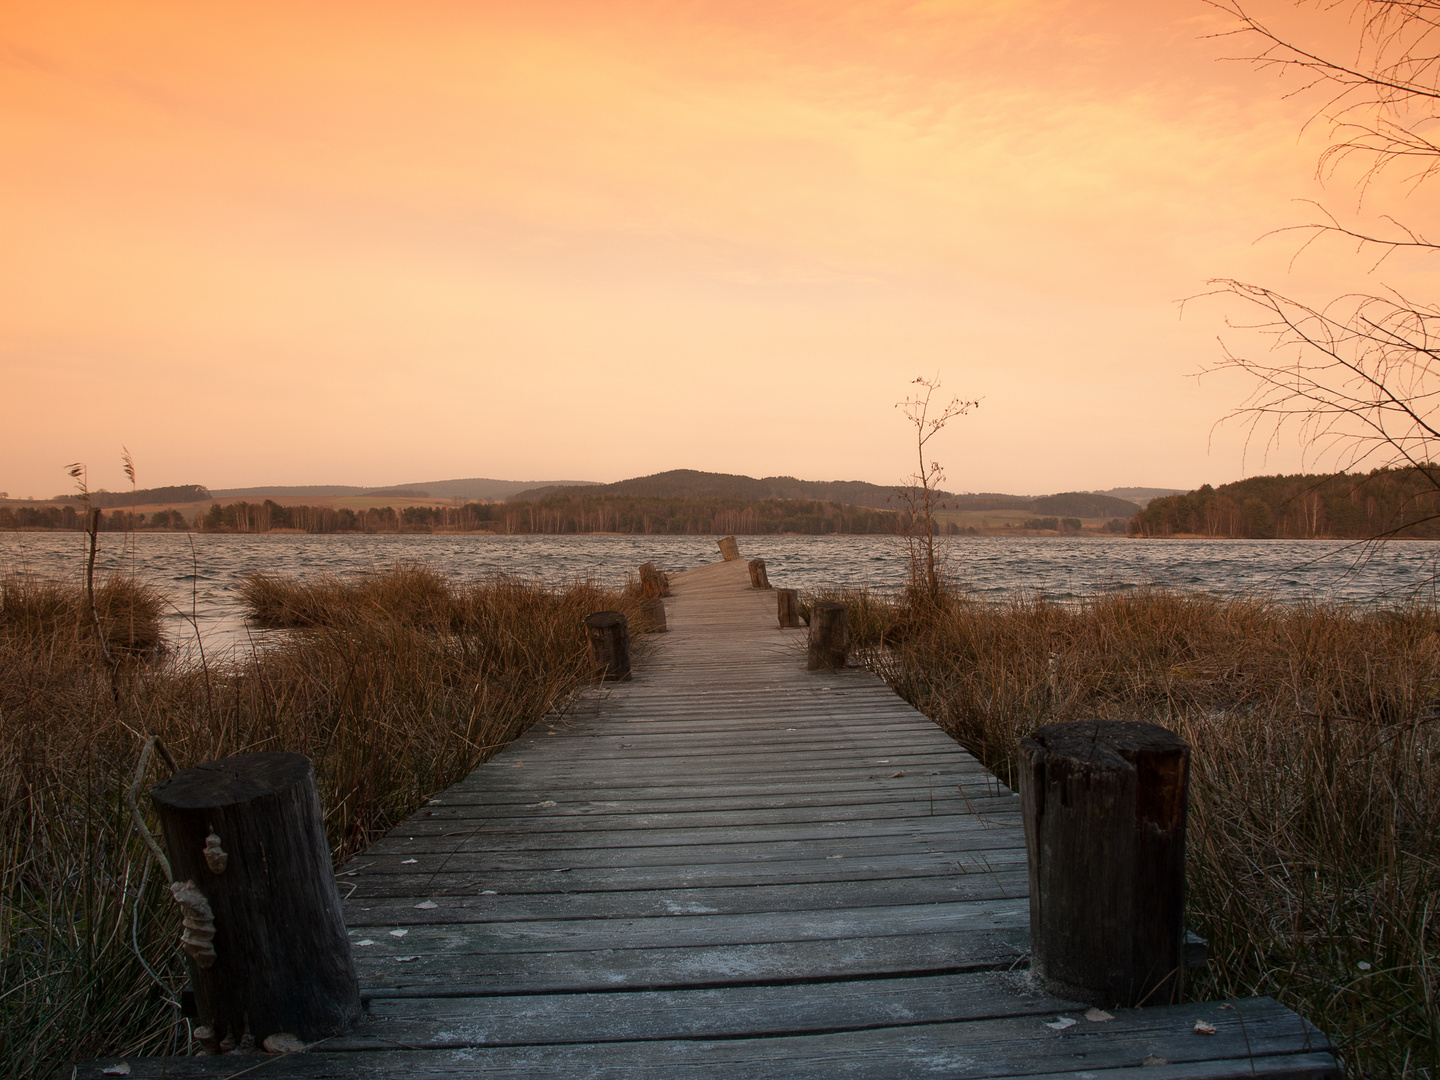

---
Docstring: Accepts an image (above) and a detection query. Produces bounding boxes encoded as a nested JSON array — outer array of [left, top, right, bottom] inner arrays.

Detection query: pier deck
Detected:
[[80, 558, 1335, 1078]]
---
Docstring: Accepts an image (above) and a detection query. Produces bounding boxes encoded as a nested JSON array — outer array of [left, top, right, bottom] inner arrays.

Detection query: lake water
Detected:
[[3, 531, 1437, 657]]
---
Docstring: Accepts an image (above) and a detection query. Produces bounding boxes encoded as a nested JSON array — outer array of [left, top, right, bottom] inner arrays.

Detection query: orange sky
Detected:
[[3, 0, 1434, 498]]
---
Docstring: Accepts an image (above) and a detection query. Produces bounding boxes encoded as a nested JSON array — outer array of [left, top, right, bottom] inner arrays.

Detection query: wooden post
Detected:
[[639, 562, 670, 597], [1017, 719, 1190, 1008], [747, 558, 770, 589], [806, 601, 849, 670], [584, 610, 632, 680], [717, 535, 740, 561], [776, 588, 800, 629], [637, 596, 667, 633], [150, 753, 359, 1051]]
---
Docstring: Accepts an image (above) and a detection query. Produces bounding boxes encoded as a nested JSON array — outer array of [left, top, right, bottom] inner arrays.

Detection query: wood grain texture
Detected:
[[807, 599, 850, 670], [82, 558, 1333, 1078], [1020, 721, 1190, 1008], [150, 753, 360, 1045]]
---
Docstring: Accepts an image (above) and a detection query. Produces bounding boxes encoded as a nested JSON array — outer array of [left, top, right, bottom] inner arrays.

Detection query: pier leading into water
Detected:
[[81, 557, 1335, 1078]]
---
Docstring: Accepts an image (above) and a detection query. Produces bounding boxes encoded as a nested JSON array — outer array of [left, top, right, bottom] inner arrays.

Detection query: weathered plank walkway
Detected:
[[82, 557, 1336, 1078]]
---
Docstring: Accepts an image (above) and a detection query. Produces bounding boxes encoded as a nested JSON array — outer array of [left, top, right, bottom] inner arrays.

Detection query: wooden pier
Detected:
[[80, 558, 1336, 1078]]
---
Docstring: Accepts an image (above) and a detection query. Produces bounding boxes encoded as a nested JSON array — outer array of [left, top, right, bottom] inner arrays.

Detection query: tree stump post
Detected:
[[747, 558, 770, 589], [639, 562, 670, 597], [1017, 719, 1190, 1008], [149, 753, 359, 1051], [637, 596, 667, 633], [584, 610, 632, 680], [776, 588, 801, 629], [806, 601, 849, 670], [717, 535, 740, 561]]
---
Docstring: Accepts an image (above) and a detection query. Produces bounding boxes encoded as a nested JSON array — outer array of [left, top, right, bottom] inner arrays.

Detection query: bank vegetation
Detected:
[[820, 583, 1437, 1077], [0, 565, 645, 1079]]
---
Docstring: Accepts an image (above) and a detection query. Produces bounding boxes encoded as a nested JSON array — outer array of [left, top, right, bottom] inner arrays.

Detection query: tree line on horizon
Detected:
[[1, 495, 896, 535], [1131, 467, 1440, 539], [33, 471, 1440, 540]]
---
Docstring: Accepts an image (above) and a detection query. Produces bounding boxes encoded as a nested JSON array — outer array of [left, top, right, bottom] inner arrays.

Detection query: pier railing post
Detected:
[[150, 752, 359, 1052], [776, 588, 800, 628], [639, 562, 670, 597], [747, 558, 770, 589], [1017, 719, 1190, 1007], [584, 610, 633, 680], [806, 601, 849, 670], [717, 535, 740, 561]]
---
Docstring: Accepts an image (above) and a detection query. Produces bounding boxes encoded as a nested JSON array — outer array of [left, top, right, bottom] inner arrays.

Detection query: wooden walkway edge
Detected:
[[78, 558, 1336, 1079]]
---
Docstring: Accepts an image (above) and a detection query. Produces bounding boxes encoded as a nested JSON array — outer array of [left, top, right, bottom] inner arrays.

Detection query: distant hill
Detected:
[[511, 470, 964, 509], [211, 485, 368, 498], [108, 471, 1151, 521], [511, 470, 1140, 520], [403, 477, 598, 501], [56, 484, 212, 508], [1092, 486, 1188, 508], [1032, 492, 1149, 518], [211, 478, 598, 501]]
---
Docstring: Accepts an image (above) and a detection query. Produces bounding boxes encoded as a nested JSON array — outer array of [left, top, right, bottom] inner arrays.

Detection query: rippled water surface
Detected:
[[4, 531, 1438, 656]]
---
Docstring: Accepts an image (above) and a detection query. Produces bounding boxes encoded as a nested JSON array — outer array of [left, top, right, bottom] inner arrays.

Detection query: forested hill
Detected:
[[510, 469, 1140, 517], [57, 485, 212, 509], [510, 470, 955, 509], [1132, 468, 1440, 539]]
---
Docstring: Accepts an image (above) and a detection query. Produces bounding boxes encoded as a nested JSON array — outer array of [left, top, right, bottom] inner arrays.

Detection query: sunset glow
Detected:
[[4, 0, 1431, 497]]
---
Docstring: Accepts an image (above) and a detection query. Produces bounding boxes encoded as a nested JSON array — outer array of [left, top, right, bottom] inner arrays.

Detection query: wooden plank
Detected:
[[361, 815, 1017, 857], [453, 749, 972, 776], [350, 928, 1029, 993], [502, 732, 967, 757], [383, 799, 1019, 835], [74, 997, 1335, 1079], [339, 971, 1079, 1048], [425, 775, 1015, 807], [347, 832, 1025, 874], [434, 770, 982, 796], [345, 898, 1026, 956], [342, 849, 1029, 898], [345, 873, 1031, 924]]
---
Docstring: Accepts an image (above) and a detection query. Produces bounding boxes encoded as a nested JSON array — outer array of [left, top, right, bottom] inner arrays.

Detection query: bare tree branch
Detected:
[[893, 376, 978, 603], [1204, 2, 1440, 496], [1199, 281, 1440, 485]]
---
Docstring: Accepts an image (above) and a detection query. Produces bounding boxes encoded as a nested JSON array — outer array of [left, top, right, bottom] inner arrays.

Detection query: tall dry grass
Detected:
[[0, 565, 641, 1079], [822, 585, 1438, 1078]]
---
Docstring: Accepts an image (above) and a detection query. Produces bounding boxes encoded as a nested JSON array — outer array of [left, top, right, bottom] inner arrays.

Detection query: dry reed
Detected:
[[0, 565, 640, 1079], [821, 585, 1438, 1078]]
